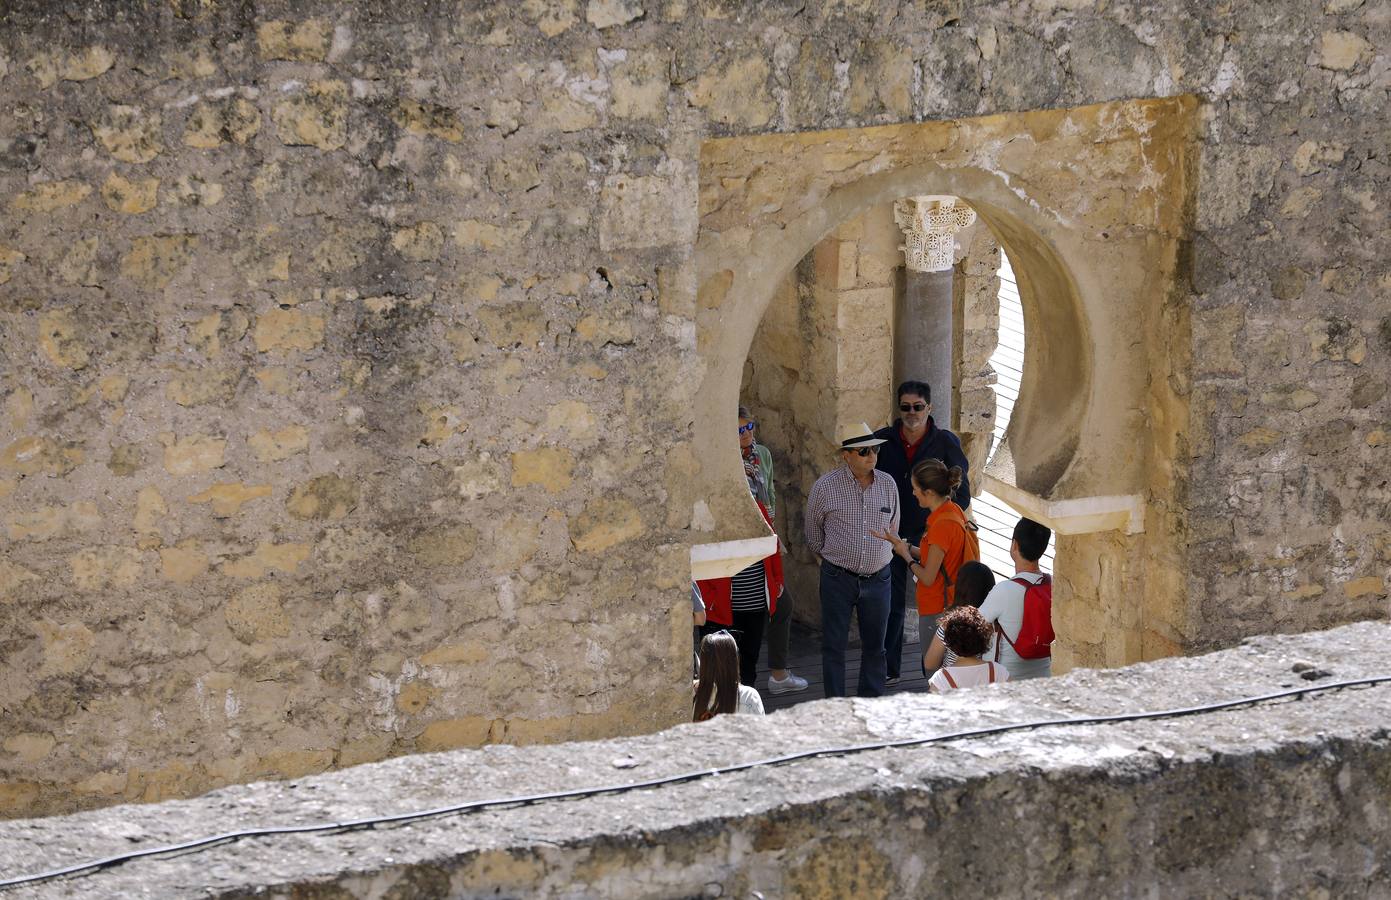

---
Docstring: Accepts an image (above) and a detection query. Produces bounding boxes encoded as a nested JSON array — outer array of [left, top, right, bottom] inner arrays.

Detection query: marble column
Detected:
[[893, 196, 976, 426]]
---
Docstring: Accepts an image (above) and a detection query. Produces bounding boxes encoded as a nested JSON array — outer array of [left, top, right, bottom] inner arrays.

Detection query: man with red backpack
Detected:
[[978, 517, 1054, 681]]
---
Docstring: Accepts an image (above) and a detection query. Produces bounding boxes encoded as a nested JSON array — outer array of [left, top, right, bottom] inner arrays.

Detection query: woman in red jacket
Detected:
[[695, 500, 783, 688]]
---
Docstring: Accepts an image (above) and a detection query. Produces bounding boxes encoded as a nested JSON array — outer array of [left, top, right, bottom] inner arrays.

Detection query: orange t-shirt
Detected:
[[915, 500, 969, 615]]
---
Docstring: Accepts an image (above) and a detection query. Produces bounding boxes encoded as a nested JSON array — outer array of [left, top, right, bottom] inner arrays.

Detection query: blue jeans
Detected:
[[820, 560, 891, 698], [885, 552, 914, 678]]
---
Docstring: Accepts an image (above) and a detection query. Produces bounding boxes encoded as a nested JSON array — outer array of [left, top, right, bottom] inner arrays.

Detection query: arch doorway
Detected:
[[690, 96, 1200, 672]]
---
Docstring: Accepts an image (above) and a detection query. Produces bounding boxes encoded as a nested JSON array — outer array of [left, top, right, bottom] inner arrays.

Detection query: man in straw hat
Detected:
[[804, 422, 900, 697]]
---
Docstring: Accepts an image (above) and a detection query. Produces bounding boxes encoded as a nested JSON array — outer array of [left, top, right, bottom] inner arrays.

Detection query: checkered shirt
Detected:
[[804, 465, 899, 576]]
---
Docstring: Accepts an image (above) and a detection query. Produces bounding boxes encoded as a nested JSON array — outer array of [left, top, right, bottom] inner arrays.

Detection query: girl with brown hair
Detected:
[[692, 631, 765, 720], [928, 606, 1010, 693]]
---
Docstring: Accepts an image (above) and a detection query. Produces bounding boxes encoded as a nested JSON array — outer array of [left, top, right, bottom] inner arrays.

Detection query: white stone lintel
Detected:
[[982, 475, 1145, 536], [690, 535, 779, 582]]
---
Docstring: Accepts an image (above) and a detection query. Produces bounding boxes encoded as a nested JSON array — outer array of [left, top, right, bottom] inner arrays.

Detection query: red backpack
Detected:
[[995, 574, 1053, 660]]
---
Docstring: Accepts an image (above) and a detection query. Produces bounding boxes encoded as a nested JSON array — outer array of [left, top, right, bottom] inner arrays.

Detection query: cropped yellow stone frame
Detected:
[[689, 96, 1201, 669]]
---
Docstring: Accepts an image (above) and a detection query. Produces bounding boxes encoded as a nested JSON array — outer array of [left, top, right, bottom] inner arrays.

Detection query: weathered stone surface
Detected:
[[0, 0, 1383, 824], [272, 81, 348, 150], [4, 625, 1391, 897], [183, 97, 261, 148], [91, 105, 163, 163], [286, 474, 358, 520]]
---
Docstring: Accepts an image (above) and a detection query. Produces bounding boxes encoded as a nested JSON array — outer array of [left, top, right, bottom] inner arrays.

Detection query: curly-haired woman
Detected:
[[928, 606, 1010, 693]]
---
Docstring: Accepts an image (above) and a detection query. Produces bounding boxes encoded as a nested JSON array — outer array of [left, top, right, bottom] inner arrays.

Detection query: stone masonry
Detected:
[[0, 0, 1387, 818], [2, 622, 1389, 898]]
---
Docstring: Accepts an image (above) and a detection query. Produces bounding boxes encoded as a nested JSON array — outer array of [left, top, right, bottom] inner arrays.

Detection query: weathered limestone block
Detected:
[[256, 19, 333, 61], [272, 81, 348, 151], [254, 308, 325, 353], [223, 542, 311, 579], [100, 173, 159, 214], [91, 105, 163, 163], [390, 222, 445, 261], [35, 620, 95, 675], [37, 309, 89, 369], [846, 40, 912, 119], [599, 162, 697, 251], [394, 100, 465, 142], [511, 447, 575, 491], [69, 546, 144, 592], [454, 219, 532, 251], [159, 540, 210, 584], [160, 434, 227, 476], [1, 436, 83, 477], [1317, 30, 1372, 70], [133, 486, 167, 536], [183, 97, 261, 148], [687, 54, 774, 128], [286, 475, 358, 520], [609, 49, 668, 121], [0, 246, 24, 284], [418, 404, 466, 446], [571, 497, 643, 553], [188, 483, 274, 517], [408, 525, 479, 566], [0, 560, 38, 601], [56, 236, 101, 286], [121, 234, 198, 290], [477, 302, 547, 348], [586, 0, 643, 29], [10, 180, 90, 212], [165, 368, 239, 406], [6, 501, 100, 542], [224, 583, 291, 643], [248, 426, 309, 462]]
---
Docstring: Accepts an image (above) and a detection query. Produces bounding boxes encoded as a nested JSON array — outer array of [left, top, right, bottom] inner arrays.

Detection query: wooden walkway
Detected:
[[755, 625, 931, 711]]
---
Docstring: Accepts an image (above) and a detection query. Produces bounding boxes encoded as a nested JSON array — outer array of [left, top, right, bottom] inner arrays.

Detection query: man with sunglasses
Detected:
[[874, 380, 972, 684], [804, 422, 900, 697]]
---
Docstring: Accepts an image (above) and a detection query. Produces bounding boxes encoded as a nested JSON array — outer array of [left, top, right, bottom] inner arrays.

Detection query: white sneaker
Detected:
[[768, 672, 809, 694]]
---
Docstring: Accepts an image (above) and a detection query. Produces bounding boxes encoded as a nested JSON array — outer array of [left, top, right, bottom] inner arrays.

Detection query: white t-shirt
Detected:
[[978, 571, 1052, 681], [928, 660, 1009, 693], [737, 683, 765, 715]]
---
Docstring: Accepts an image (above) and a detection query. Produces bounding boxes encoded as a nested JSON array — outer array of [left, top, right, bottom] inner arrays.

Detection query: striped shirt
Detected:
[[729, 560, 768, 612], [804, 466, 899, 576]]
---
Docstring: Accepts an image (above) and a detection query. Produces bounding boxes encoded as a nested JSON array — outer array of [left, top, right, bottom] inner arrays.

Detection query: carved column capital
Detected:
[[894, 195, 976, 273]]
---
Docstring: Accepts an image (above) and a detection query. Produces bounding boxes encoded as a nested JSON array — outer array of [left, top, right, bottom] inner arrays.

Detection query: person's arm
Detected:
[[909, 543, 946, 586], [804, 479, 826, 560], [756, 445, 776, 519], [691, 583, 707, 627], [923, 626, 947, 670]]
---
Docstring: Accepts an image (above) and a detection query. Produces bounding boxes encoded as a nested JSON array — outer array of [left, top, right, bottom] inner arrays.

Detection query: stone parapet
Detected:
[[4, 622, 1390, 898]]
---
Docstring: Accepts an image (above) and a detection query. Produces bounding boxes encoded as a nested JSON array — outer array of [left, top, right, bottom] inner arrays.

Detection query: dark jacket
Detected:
[[873, 417, 971, 541]]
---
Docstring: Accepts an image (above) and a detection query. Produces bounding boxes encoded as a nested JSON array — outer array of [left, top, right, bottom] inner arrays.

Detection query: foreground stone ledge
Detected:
[[4, 622, 1391, 898]]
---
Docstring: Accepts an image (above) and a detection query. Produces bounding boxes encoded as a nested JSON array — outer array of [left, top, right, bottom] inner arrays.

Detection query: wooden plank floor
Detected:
[[756, 625, 932, 711]]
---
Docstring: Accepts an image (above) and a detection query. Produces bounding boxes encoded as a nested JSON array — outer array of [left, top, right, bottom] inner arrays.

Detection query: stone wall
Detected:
[[4, 623, 1390, 898], [954, 224, 1001, 481], [742, 205, 898, 625], [0, 0, 1386, 818]]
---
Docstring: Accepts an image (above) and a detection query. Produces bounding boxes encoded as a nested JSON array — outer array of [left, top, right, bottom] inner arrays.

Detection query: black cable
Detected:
[[3, 674, 1388, 891]]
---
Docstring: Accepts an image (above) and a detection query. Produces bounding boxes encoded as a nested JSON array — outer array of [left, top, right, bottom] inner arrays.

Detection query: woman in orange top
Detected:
[[874, 458, 975, 675]]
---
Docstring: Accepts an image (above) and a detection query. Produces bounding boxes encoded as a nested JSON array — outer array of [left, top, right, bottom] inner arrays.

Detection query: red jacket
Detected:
[[696, 501, 783, 626]]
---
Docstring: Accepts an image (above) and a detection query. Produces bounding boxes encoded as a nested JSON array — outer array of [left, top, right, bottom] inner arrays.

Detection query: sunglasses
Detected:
[[738, 422, 755, 434], [899, 402, 927, 412], [849, 446, 880, 457]]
